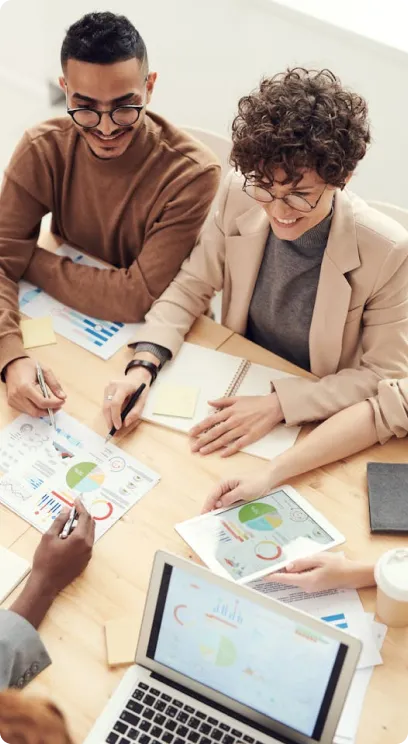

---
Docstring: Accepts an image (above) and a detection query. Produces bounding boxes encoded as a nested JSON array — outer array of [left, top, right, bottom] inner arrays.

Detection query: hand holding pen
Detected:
[[36, 363, 57, 429], [105, 383, 147, 442], [5, 358, 65, 418]]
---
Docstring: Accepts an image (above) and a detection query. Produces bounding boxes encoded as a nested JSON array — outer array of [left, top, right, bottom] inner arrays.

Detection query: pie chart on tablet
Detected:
[[66, 462, 105, 493], [238, 501, 282, 531]]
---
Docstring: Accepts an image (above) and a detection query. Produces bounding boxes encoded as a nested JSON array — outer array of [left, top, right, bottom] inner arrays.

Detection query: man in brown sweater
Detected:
[[0, 12, 220, 417]]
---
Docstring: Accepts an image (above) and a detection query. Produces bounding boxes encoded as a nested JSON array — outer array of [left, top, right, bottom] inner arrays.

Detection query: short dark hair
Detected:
[[61, 12, 148, 70], [231, 68, 370, 188]]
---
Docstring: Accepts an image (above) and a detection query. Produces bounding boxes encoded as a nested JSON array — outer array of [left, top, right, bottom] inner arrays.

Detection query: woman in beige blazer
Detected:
[[201, 378, 408, 593], [104, 68, 408, 457]]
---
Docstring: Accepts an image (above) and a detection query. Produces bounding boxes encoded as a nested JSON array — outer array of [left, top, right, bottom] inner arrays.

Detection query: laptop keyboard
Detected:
[[105, 681, 263, 744]]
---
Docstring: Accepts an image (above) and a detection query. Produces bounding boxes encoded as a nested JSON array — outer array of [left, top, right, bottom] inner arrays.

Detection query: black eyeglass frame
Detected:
[[242, 178, 329, 213], [67, 103, 146, 129]]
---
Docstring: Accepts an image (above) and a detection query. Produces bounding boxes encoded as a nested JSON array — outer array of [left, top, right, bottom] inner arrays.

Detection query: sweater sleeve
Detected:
[[0, 128, 56, 373], [0, 135, 50, 372], [368, 378, 408, 444], [24, 166, 220, 322]]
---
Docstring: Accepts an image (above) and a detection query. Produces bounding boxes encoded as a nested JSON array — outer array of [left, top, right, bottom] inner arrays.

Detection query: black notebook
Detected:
[[367, 462, 408, 533]]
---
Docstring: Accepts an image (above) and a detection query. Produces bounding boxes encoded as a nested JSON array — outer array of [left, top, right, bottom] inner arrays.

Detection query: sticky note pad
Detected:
[[21, 317, 56, 349], [153, 384, 199, 418], [104, 616, 139, 667]]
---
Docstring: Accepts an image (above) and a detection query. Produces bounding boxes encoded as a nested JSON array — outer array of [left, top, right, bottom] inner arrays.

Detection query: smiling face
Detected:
[[256, 168, 337, 240], [60, 58, 156, 160]]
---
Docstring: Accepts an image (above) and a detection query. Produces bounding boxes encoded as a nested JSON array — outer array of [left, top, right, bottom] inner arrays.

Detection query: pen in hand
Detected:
[[36, 362, 56, 429], [59, 505, 78, 539], [105, 383, 146, 443]]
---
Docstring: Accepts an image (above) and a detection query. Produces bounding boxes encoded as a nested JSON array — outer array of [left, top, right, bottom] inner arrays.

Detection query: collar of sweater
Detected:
[[79, 115, 156, 174]]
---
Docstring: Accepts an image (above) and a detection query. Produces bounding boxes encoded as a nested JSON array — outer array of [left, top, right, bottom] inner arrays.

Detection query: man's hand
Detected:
[[10, 499, 95, 629], [31, 499, 95, 595], [190, 393, 284, 457], [5, 358, 66, 417], [103, 367, 151, 433]]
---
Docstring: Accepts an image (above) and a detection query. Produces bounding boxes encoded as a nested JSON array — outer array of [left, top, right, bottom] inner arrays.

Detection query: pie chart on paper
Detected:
[[66, 462, 105, 493]]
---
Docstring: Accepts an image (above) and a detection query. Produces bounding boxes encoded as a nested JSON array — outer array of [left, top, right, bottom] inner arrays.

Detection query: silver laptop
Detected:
[[84, 551, 361, 744]]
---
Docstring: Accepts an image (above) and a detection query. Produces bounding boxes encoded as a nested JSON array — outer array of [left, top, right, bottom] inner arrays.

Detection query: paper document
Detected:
[[19, 244, 140, 360], [251, 578, 383, 670], [0, 412, 160, 542], [334, 615, 387, 744], [21, 316, 56, 349]]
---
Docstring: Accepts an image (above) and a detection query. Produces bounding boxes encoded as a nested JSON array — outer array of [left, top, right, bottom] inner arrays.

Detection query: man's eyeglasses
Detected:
[[242, 179, 327, 213], [67, 103, 145, 129]]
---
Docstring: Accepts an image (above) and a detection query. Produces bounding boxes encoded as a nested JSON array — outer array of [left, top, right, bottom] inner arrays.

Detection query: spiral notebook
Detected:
[[142, 342, 301, 460]]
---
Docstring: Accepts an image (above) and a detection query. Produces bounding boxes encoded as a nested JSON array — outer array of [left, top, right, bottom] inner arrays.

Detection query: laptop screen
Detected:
[[147, 564, 348, 741]]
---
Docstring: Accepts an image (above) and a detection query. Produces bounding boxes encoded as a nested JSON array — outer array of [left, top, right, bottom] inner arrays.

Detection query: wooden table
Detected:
[[1, 291, 408, 743]]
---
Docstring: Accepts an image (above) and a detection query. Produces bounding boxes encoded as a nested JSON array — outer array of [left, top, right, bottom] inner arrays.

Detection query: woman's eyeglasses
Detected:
[[243, 179, 327, 213]]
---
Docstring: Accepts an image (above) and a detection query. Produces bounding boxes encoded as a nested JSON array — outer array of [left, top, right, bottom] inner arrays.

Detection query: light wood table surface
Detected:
[[0, 251, 407, 743]]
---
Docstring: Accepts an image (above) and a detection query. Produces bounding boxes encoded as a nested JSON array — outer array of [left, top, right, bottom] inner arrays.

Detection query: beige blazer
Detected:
[[370, 379, 408, 444], [132, 170, 408, 425]]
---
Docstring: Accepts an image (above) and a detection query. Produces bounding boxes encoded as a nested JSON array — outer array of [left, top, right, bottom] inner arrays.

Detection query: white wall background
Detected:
[[1, 0, 408, 206]]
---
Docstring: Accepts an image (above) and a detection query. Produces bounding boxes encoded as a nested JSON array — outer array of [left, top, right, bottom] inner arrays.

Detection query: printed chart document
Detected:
[[250, 578, 383, 670], [0, 412, 160, 542], [334, 616, 387, 744], [176, 486, 344, 583], [19, 244, 140, 360]]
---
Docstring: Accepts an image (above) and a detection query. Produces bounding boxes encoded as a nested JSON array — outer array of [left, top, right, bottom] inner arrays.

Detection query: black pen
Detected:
[[105, 383, 146, 443]]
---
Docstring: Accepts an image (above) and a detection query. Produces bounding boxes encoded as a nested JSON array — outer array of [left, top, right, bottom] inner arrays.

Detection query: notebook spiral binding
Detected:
[[224, 359, 251, 398]]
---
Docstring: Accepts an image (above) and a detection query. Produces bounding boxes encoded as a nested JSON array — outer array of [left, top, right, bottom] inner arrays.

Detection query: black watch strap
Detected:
[[125, 359, 159, 385]]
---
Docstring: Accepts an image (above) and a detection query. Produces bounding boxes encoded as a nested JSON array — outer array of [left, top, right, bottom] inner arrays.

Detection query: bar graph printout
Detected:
[[19, 244, 140, 359]]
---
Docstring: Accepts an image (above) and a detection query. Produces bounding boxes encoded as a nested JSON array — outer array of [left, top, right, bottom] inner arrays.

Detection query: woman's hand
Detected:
[[190, 393, 284, 457], [265, 553, 376, 592], [103, 367, 151, 432], [202, 469, 275, 513]]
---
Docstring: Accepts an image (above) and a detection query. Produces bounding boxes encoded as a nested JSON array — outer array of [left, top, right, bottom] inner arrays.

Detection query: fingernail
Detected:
[[286, 562, 294, 570]]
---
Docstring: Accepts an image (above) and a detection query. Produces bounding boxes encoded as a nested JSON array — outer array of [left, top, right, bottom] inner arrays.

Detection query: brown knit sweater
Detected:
[[0, 112, 220, 372]]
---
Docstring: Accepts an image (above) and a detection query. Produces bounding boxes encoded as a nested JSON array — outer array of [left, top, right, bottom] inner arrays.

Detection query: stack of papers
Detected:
[[251, 578, 387, 744]]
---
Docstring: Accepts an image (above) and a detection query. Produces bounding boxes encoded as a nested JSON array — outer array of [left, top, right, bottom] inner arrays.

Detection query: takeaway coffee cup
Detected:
[[375, 548, 408, 627]]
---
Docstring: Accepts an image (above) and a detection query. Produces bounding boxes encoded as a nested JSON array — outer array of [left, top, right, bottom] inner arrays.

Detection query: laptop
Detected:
[[84, 551, 361, 744]]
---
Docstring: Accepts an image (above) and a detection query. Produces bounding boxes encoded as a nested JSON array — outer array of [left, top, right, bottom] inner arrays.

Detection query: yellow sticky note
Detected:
[[21, 316, 56, 349], [153, 384, 199, 418], [104, 616, 139, 667]]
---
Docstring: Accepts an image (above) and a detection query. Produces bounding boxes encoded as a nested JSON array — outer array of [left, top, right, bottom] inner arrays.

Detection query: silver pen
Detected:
[[36, 362, 56, 429], [59, 505, 78, 539]]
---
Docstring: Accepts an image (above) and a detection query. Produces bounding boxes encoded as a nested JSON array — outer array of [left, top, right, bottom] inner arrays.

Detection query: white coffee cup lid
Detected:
[[375, 549, 408, 602]]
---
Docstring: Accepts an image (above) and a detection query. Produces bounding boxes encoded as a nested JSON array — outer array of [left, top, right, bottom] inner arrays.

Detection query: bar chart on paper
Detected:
[[18, 244, 141, 359]]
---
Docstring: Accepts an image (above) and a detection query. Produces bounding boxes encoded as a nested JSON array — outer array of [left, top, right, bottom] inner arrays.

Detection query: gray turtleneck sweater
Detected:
[[246, 212, 332, 371], [135, 211, 332, 372]]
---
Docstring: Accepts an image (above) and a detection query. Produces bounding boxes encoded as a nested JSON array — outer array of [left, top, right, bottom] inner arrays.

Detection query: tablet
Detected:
[[175, 485, 345, 583]]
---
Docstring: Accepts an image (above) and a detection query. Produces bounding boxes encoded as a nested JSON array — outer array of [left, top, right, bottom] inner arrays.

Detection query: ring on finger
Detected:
[[105, 393, 114, 401]]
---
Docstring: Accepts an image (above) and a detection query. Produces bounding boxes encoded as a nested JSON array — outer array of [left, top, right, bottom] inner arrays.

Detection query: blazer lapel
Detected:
[[224, 205, 270, 333], [309, 189, 361, 377]]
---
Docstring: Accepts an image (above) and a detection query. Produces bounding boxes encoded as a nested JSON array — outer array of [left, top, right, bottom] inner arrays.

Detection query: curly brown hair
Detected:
[[230, 68, 370, 188]]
